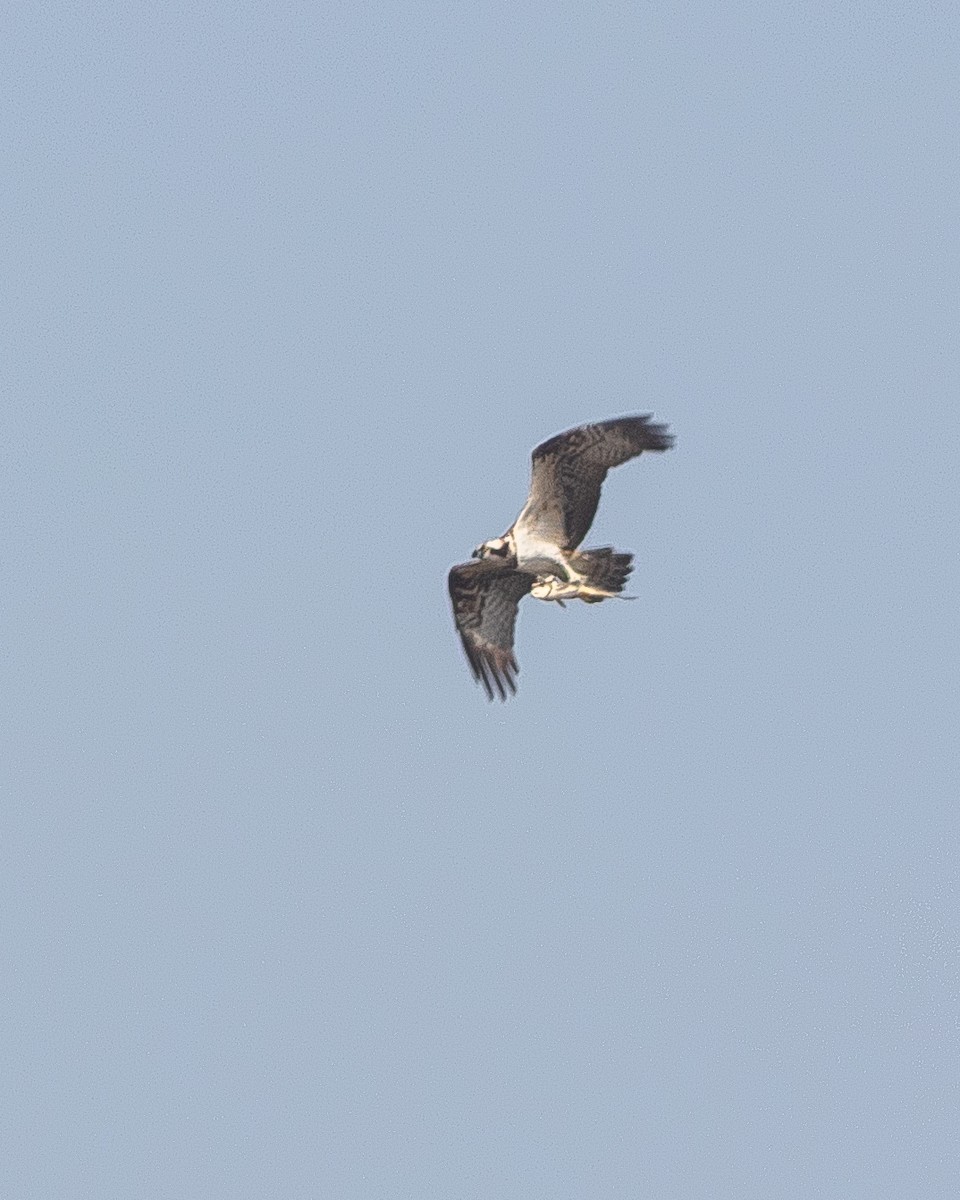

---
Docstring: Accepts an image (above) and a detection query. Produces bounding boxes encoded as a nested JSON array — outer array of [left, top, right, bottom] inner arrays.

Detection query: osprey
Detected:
[[449, 414, 673, 699]]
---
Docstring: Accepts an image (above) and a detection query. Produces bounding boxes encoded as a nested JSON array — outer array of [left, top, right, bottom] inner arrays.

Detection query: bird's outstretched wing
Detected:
[[517, 414, 673, 550], [448, 559, 533, 700]]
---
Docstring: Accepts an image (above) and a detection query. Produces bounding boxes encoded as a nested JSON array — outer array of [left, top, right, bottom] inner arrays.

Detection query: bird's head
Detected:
[[472, 536, 512, 561]]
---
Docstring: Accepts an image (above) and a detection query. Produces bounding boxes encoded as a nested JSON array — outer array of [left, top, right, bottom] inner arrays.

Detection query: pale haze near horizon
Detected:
[[4, 2, 960, 1197]]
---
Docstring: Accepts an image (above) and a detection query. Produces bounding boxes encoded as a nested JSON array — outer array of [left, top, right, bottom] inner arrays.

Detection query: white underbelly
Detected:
[[512, 525, 567, 575]]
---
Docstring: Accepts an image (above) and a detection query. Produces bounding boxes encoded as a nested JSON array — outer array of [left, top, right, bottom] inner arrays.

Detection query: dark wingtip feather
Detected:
[[617, 414, 674, 452], [461, 633, 518, 702], [644, 423, 674, 452], [486, 648, 518, 701], [534, 413, 674, 463]]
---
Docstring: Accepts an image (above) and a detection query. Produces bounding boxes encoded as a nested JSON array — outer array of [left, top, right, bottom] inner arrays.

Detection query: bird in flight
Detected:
[[448, 414, 673, 699]]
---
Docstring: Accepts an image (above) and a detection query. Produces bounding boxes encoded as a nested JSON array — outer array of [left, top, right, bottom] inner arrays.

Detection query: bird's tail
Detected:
[[569, 547, 634, 602]]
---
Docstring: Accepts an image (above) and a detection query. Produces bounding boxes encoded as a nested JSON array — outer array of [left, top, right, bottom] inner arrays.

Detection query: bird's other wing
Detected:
[[448, 559, 533, 700], [517, 414, 673, 550]]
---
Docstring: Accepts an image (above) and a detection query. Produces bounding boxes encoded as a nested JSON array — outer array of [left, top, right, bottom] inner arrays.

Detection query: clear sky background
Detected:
[[4, 2, 959, 1197]]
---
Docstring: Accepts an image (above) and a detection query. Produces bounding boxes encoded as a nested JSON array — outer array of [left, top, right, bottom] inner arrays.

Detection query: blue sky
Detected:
[[5, 2, 960, 1196]]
